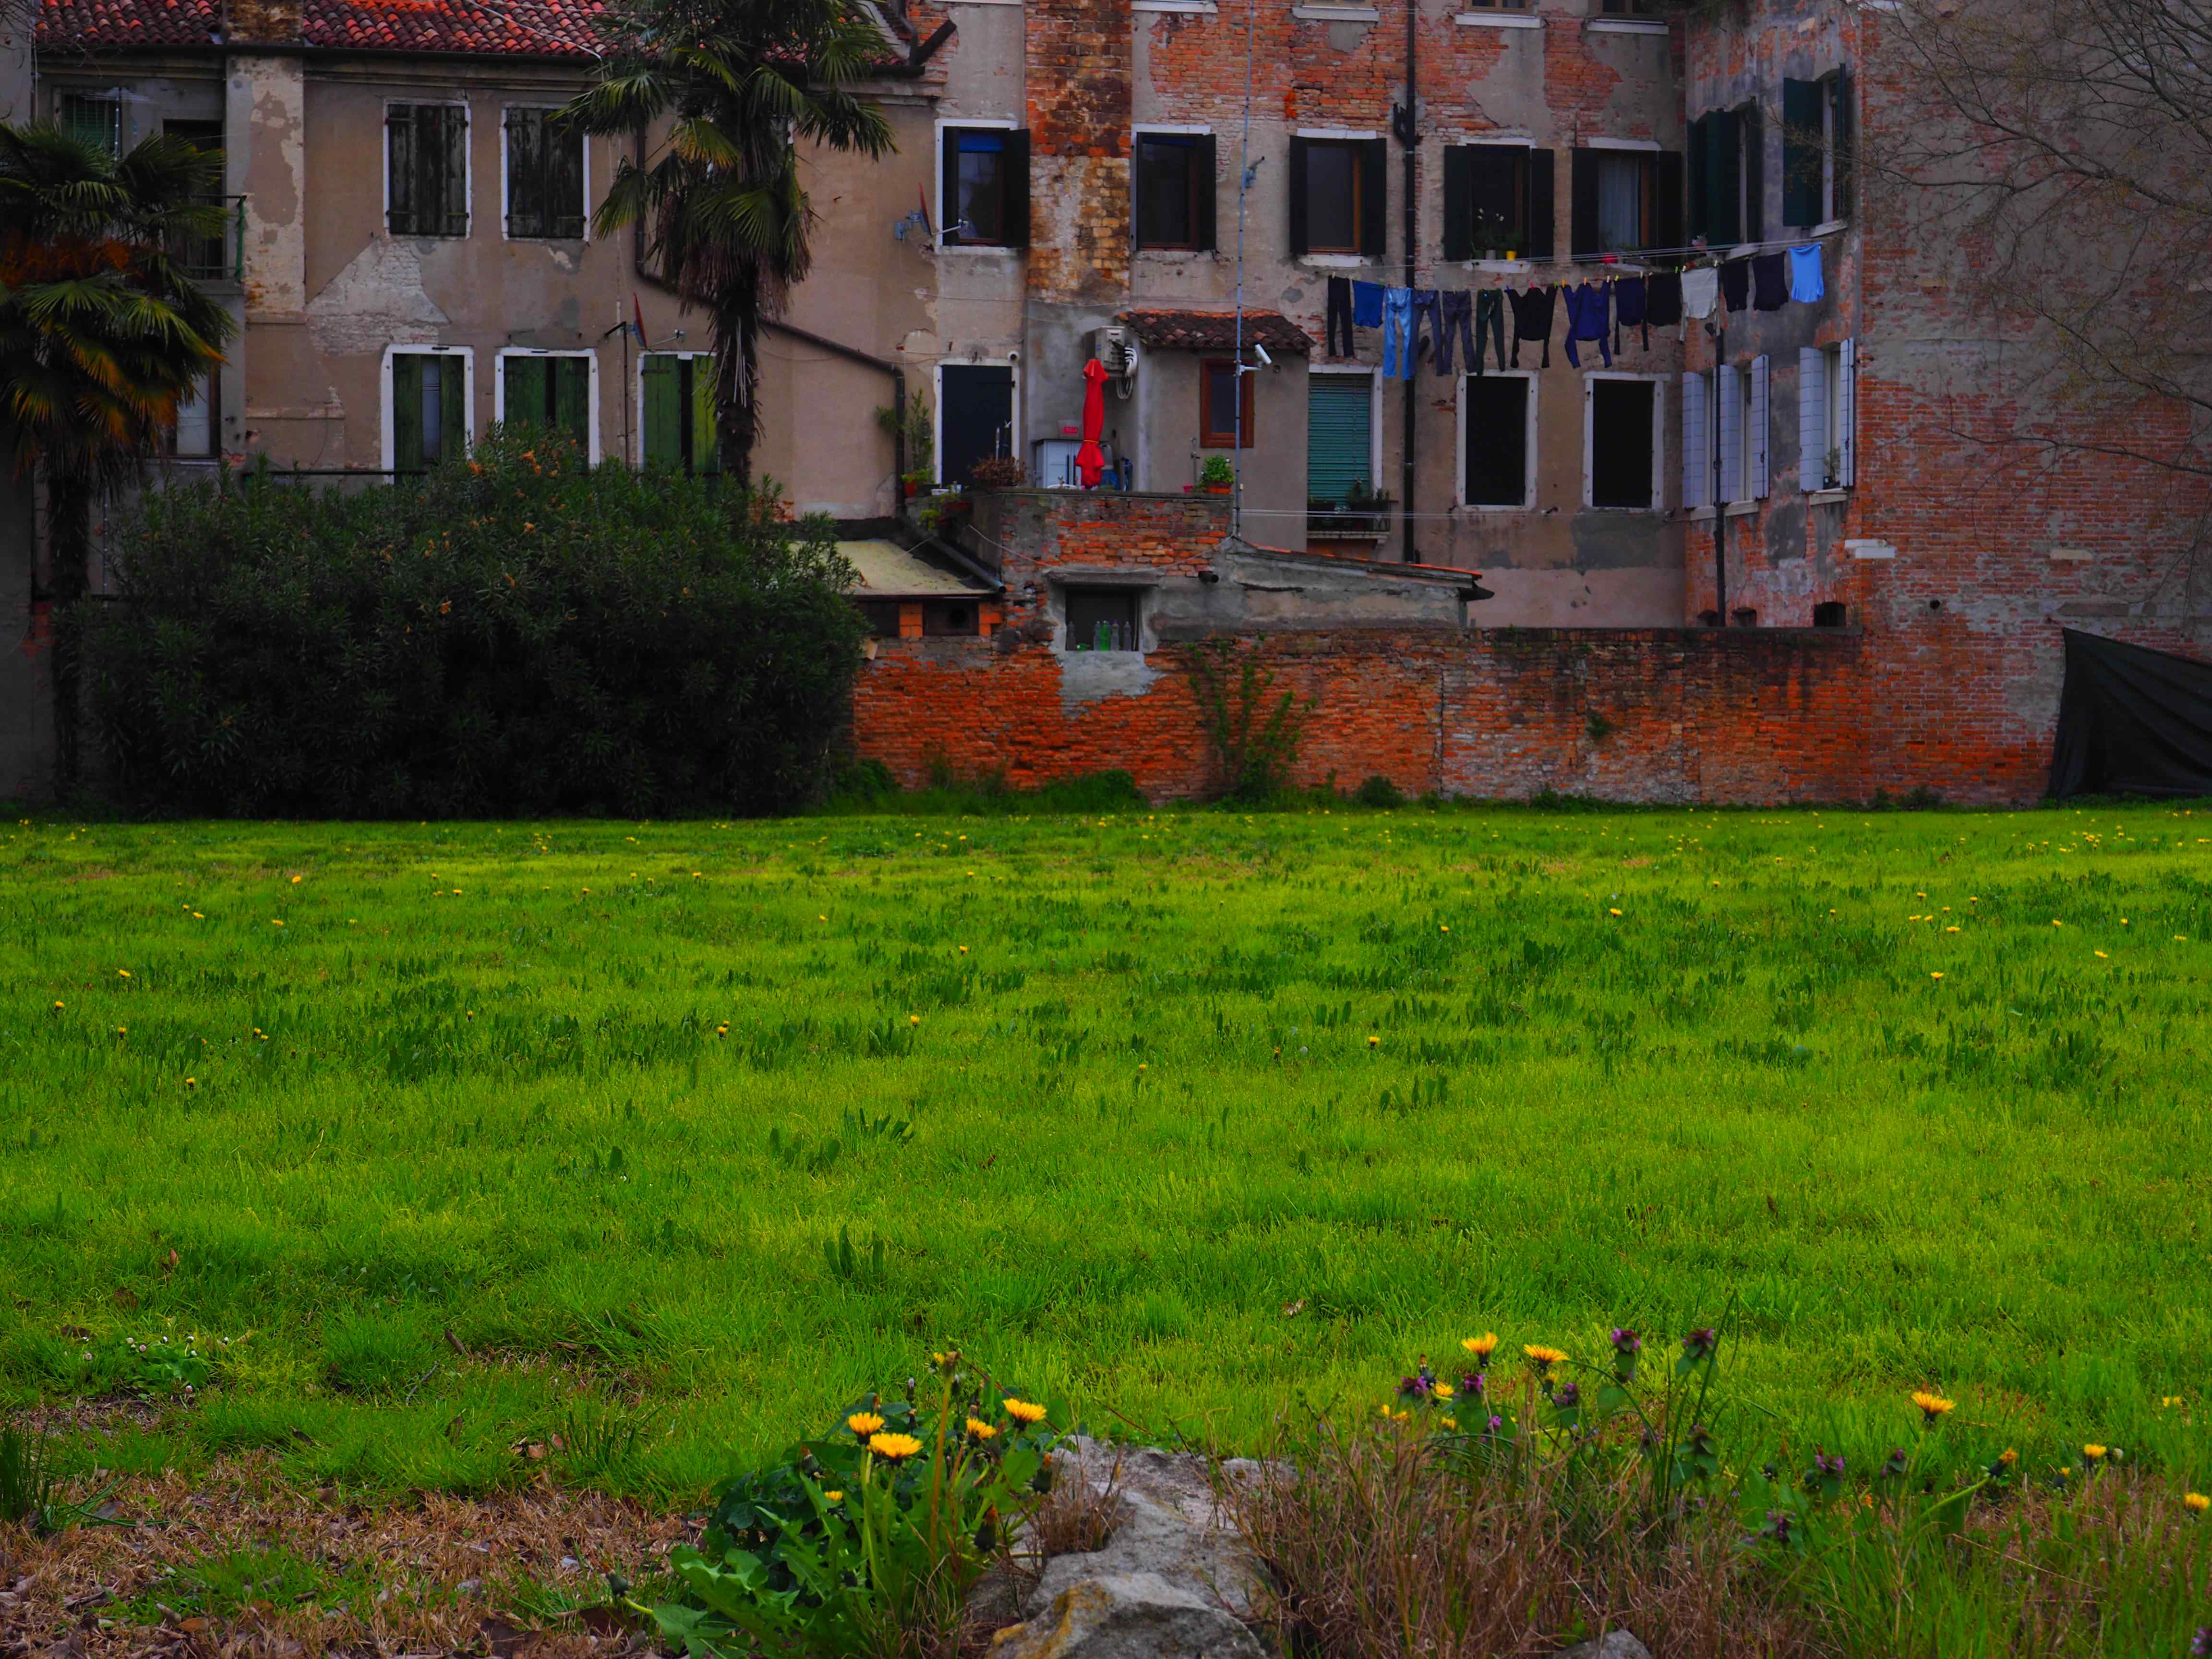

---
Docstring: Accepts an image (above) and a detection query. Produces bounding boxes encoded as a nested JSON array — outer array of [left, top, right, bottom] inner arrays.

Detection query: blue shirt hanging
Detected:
[[1788, 244, 1825, 305]]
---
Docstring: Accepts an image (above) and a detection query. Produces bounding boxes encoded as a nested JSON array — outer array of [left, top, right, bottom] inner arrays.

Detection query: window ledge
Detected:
[[1461, 502, 1534, 513], [1298, 252, 1372, 268], [1307, 528, 1391, 541], [1133, 0, 1216, 11], [1724, 500, 1758, 518], [1453, 10, 1541, 26], [1466, 258, 1531, 274], [1293, 3, 1380, 18], [1845, 538, 1896, 560], [939, 243, 1023, 256], [1806, 487, 1850, 505], [1585, 17, 1669, 35], [1811, 219, 1850, 237]]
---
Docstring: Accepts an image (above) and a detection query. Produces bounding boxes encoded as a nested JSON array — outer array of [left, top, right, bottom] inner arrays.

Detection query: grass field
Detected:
[[4, 801, 2210, 1503]]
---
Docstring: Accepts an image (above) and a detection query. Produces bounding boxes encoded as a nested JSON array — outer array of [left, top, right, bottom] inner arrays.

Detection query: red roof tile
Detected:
[[1118, 309, 1314, 355], [39, 0, 608, 56]]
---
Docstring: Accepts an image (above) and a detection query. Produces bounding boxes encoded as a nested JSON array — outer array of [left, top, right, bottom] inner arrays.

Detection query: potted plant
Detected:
[[877, 392, 934, 491], [1200, 455, 1234, 494], [1822, 449, 1843, 492], [969, 454, 1027, 490], [900, 469, 932, 499]]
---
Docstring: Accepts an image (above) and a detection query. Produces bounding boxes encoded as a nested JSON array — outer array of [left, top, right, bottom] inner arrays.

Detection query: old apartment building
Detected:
[[10, 0, 2207, 805]]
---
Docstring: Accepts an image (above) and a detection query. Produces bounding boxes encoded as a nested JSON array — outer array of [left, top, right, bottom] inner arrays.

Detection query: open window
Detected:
[[1796, 339, 1856, 490], [1065, 587, 1140, 653], [1461, 373, 1535, 508], [504, 108, 585, 239], [641, 353, 718, 475], [1133, 131, 1216, 252], [168, 373, 217, 458], [499, 351, 594, 458], [1200, 358, 1255, 448], [941, 126, 1030, 248], [1443, 145, 1554, 261], [387, 349, 470, 473], [1585, 376, 1662, 511], [387, 103, 469, 237], [1687, 105, 1763, 248], [1288, 136, 1387, 257], [1782, 72, 1854, 229], [1570, 147, 1682, 259], [162, 120, 229, 282]]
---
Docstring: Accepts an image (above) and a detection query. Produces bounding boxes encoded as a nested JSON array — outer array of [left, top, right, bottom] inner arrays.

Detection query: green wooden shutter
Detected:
[[61, 95, 120, 157], [1570, 149, 1600, 258], [1307, 375, 1371, 507], [1705, 109, 1742, 247], [505, 107, 539, 236], [387, 107, 416, 234], [442, 106, 470, 236], [1781, 79, 1822, 228], [550, 122, 585, 238], [1654, 150, 1684, 252], [1192, 133, 1217, 251], [1527, 149, 1554, 259], [393, 353, 425, 470], [1287, 136, 1310, 255], [439, 355, 467, 462], [1442, 146, 1473, 262], [553, 356, 590, 447], [641, 356, 681, 468], [1832, 70, 1855, 221], [690, 357, 719, 474], [1003, 130, 1031, 248], [1685, 116, 1707, 242], [1358, 137, 1388, 257], [503, 355, 546, 429]]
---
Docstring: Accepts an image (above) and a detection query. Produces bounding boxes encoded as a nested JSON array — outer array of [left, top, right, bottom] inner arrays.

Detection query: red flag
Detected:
[[632, 292, 649, 349]]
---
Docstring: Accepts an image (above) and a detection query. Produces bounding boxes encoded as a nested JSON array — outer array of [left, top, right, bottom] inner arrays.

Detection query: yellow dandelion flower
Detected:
[[1003, 1398, 1047, 1424], [966, 1417, 998, 1440], [847, 1412, 886, 1437], [1524, 1344, 1567, 1370], [1367, 1034, 1380, 1047], [824, 1491, 845, 1503], [2082, 1443, 2107, 1461], [2186, 1492, 2209, 1514], [51, 1001, 63, 1010], [1930, 971, 1945, 980], [1463, 1333, 1499, 1358], [1608, 908, 1623, 916], [2094, 950, 2108, 959], [1998, 1448, 2018, 1466], [1911, 1390, 1955, 1423], [868, 1432, 923, 1460], [1431, 1382, 1455, 1401], [2162, 1396, 2184, 1410], [117, 969, 131, 978], [1440, 1417, 1457, 1430]]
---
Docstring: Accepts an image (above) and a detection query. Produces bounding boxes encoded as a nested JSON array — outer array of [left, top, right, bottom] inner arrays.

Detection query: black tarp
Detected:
[[2048, 628, 2212, 799]]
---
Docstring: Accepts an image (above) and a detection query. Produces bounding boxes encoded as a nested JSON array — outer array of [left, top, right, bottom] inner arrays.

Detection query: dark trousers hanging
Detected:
[[1410, 289, 1443, 367], [1325, 276, 1355, 357], [1436, 291, 1477, 375], [1475, 289, 1509, 373]]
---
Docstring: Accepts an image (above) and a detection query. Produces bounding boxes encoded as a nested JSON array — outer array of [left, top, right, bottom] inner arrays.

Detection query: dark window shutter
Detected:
[[1781, 79, 1822, 228], [1706, 108, 1741, 247], [393, 353, 424, 469], [1003, 129, 1031, 248], [1685, 116, 1707, 241], [1358, 136, 1388, 257], [1193, 132, 1217, 250], [1287, 136, 1310, 254], [1654, 150, 1683, 253], [505, 108, 535, 237], [641, 355, 680, 468], [1527, 148, 1554, 259], [1130, 138, 1151, 251], [1832, 70, 1855, 221], [503, 355, 544, 427], [941, 133, 961, 244], [1569, 148, 1599, 258], [1740, 103, 1764, 242], [440, 355, 468, 460], [387, 107, 415, 235], [554, 357, 590, 445], [1442, 144, 1473, 262]]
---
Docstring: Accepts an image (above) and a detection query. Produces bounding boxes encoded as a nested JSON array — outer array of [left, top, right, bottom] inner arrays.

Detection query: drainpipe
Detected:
[[1712, 318, 1726, 622], [1396, 0, 1418, 564]]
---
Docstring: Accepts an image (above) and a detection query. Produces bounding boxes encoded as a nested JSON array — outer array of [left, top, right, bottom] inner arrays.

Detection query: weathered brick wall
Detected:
[[1026, 0, 1132, 301]]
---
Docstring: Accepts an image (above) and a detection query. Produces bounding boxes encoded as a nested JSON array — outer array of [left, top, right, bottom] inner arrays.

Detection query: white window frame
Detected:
[[492, 347, 601, 463], [934, 117, 1022, 253], [635, 349, 713, 472], [1455, 368, 1538, 510], [382, 98, 473, 240], [499, 105, 590, 243], [1309, 363, 1383, 500], [933, 357, 1022, 487], [379, 344, 476, 472], [1581, 371, 1666, 512]]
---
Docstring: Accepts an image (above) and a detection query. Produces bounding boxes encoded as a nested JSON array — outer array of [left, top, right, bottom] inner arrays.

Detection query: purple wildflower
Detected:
[[1459, 1371, 1486, 1399], [1681, 1328, 1718, 1362], [1815, 1449, 1845, 1479], [1610, 1328, 1642, 1356], [1555, 1381, 1582, 1409]]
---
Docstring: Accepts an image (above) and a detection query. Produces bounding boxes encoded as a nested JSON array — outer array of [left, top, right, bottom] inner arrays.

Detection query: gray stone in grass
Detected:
[[1024, 1439, 1266, 1623], [988, 1572, 1267, 1659], [1555, 1632, 1653, 1659]]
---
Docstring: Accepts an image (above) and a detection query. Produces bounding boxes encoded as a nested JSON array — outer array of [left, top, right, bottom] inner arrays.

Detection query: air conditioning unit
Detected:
[[1090, 326, 1134, 375]]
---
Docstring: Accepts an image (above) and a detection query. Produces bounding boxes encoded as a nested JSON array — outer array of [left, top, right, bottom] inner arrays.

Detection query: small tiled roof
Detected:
[[1118, 310, 1313, 355], [38, 0, 609, 56], [40, 0, 222, 49]]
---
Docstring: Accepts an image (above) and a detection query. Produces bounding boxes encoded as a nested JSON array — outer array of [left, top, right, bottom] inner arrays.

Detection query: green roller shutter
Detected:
[[1307, 374, 1371, 506]]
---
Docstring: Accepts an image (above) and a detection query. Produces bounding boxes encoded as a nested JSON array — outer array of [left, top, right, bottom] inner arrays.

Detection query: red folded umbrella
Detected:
[[1077, 358, 1108, 488]]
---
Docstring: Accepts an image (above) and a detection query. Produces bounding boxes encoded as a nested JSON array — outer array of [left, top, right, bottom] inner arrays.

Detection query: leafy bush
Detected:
[[651, 1351, 1058, 1659], [1187, 640, 1314, 802], [79, 429, 870, 817], [1353, 774, 1404, 808]]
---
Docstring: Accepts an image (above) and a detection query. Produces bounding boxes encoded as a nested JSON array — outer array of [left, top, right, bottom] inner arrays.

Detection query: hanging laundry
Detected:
[[1563, 282, 1612, 370], [1437, 290, 1477, 376], [1410, 289, 1443, 370], [1646, 271, 1683, 328], [1719, 259, 1751, 315], [1788, 243, 1825, 305], [1509, 285, 1555, 368], [1615, 276, 1649, 352], [1751, 252, 1789, 312], [1475, 289, 1509, 374], [1681, 267, 1719, 322], [1325, 276, 1355, 356], [1352, 280, 1385, 328], [1381, 287, 1414, 378]]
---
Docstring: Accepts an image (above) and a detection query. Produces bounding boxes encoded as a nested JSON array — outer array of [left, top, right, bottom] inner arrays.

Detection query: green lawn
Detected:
[[4, 804, 2209, 1499]]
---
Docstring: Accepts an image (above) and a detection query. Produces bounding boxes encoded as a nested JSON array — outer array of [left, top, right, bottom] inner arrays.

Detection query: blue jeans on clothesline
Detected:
[[1381, 288, 1414, 379]]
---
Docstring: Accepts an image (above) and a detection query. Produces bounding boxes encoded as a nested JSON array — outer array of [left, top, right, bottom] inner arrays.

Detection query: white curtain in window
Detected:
[[1597, 156, 1642, 251]]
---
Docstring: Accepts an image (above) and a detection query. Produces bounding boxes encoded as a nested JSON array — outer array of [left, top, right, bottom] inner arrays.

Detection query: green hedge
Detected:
[[81, 430, 870, 817]]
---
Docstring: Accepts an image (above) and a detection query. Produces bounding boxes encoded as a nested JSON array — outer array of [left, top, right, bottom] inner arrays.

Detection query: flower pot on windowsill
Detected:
[[1203, 483, 1231, 495]]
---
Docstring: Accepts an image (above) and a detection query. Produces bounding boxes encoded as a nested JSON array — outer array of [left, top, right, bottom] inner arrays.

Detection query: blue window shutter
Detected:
[[1307, 375, 1372, 505]]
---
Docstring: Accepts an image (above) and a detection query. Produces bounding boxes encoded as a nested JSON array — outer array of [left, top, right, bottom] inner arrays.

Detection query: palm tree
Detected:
[[565, 0, 894, 486], [0, 122, 236, 787]]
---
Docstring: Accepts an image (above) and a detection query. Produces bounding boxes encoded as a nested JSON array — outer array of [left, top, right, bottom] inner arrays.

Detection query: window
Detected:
[[387, 103, 469, 237], [1796, 339, 1856, 489], [504, 108, 585, 239], [1289, 136, 1386, 257], [1308, 372, 1375, 509], [941, 126, 1030, 248], [1569, 148, 1682, 258], [164, 120, 229, 281], [59, 93, 120, 156], [922, 599, 980, 637], [1812, 601, 1848, 628], [1782, 72, 1854, 228], [641, 353, 718, 475], [1687, 105, 1762, 248], [1586, 376, 1660, 510], [1200, 358, 1254, 448], [1133, 132, 1216, 251], [858, 601, 904, 638], [1461, 374, 1534, 508], [169, 373, 216, 458], [388, 349, 469, 472], [1442, 145, 1553, 261], [1065, 587, 1140, 652], [1599, 0, 1656, 12], [499, 351, 593, 456], [1682, 359, 1769, 506]]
